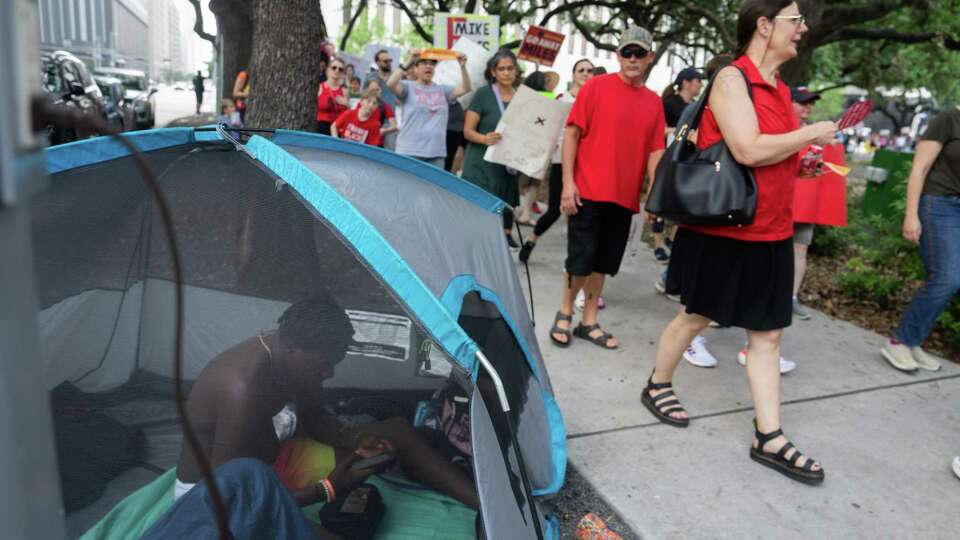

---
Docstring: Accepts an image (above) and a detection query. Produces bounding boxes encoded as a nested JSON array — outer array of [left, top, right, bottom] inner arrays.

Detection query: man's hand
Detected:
[[335, 94, 349, 106], [325, 452, 376, 498], [560, 180, 581, 215], [902, 213, 922, 244], [356, 436, 393, 459]]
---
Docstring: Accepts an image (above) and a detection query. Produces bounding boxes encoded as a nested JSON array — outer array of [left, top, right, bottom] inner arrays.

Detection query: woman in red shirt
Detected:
[[331, 89, 382, 146], [642, 0, 836, 485], [317, 57, 349, 135]]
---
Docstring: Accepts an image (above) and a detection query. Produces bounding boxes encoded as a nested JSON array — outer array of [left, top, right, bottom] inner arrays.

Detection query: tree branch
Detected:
[[391, 0, 432, 43], [570, 11, 617, 52], [679, 1, 735, 50], [339, 0, 368, 51], [832, 27, 960, 49], [186, 0, 217, 45]]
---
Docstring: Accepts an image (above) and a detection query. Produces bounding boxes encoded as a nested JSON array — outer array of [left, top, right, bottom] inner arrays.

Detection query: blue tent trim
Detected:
[[271, 130, 507, 214], [44, 128, 210, 174], [439, 275, 567, 496], [244, 134, 481, 375]]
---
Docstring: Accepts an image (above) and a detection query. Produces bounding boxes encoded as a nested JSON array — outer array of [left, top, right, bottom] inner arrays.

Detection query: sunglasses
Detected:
[[418, 60, 438, 67], [330, 65, 344, 72], [619, 47, 649, 59]]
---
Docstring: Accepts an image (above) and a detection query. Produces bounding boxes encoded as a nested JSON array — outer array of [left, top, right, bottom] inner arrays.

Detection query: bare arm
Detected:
[[902, 139, 943, 243], [330, 122, 339, 137], [232, 74, 248, 98], [386, 69, 406, 99], [710, 67, 835, 167], [463, 109, 500, 147], [560, 125, 582, 214], [381, 116, 397, 134], [451, 55, 471, 99]]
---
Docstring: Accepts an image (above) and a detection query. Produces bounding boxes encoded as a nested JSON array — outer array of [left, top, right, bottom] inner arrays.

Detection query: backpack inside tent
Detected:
[[36, 128, 566, 539]]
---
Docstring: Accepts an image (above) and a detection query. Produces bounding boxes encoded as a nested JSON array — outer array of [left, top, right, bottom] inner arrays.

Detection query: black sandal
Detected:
[[549, 311, 573, 348], [641, 373, 689, 427], [750, 420, 824, 485], [572, 323, 617, 350]]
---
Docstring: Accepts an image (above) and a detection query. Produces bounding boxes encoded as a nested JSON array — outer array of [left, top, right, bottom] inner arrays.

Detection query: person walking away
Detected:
[[331, 88, 383, 146], [192, 70, 206, 115], [387, 49, 471, 167], [881, 105, 960, 372], [653, 67, 705, 264], [519, 58, 595, 263], [643, 0, 837, 485], [549, 26, 665, 351], [445, 101, 467, 173], [462, 49, 523, 248], [364, 78, 398, 148], [514, 72, 556, 227], [790, 85, 822, 320], [232, 69, 250, 123], [316, 57, 349, 136]]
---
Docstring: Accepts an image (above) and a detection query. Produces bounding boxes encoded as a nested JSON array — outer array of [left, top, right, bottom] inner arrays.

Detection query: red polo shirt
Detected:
[[686, 55, 800, 242], [566, 73, 665, 213]]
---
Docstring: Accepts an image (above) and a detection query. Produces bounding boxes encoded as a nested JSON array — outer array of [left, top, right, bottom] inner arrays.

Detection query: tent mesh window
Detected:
[[33, 142, 472, 537]]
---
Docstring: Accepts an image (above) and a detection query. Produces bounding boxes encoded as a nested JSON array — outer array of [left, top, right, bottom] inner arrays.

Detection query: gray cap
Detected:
[[619, 25, 654, 51]]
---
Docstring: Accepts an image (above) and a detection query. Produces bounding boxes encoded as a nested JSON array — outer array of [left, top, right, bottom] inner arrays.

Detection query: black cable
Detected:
[[514, 220, 536, 326], [33, 97, 233, 540]]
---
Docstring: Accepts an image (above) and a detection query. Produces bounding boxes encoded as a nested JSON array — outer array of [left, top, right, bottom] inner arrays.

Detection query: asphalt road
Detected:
[[153, 85, 216, 128]]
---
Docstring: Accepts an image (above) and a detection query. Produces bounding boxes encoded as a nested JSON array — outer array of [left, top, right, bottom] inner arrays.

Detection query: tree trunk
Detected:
[[246, 0, 323, 130], [210, 0, 253, 101]]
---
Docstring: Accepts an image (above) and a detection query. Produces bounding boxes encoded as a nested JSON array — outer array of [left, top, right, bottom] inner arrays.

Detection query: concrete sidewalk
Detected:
[[517, 226, 960, 539]]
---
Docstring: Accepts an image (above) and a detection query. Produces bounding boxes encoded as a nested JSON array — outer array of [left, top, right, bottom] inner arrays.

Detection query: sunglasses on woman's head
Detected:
[[619, 46, 649, 59]]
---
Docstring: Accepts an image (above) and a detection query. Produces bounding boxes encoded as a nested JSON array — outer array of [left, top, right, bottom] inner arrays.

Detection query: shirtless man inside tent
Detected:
[[149, 295, 478, 539]]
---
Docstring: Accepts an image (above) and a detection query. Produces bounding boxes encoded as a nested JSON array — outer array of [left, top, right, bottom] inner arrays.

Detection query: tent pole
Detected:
[[475, 352, 547, 540]]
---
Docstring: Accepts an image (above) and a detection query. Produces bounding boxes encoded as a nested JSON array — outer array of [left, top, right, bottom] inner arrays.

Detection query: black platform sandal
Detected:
[[549, 311, 573, 348], [641, 372, 689, 427], [750, 420, 824, 485]]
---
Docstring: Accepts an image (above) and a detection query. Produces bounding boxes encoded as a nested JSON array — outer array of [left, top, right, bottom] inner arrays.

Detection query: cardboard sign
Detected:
[[484, 85, 573, 179], [434, 37, 492, 109], [793, 143, 848, 227], [434, 13, 500, 50], [517, 26, 566, 67], [420, 48, 460, 61]]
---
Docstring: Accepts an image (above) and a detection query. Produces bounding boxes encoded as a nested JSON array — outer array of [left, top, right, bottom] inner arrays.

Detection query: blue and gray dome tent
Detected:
[[39, 128, 566, 539]]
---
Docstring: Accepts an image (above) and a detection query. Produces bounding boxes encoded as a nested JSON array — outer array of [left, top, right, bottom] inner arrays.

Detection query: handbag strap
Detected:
[[676, 64, 753, 142]]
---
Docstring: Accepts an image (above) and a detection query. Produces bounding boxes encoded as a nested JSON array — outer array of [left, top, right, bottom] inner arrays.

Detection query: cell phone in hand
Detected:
[[350, 452, 395, 471]]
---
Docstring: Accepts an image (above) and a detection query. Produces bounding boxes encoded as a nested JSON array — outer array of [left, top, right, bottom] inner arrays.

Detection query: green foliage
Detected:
[[807, 88, 846, 122], [339, 9, 430, 56]]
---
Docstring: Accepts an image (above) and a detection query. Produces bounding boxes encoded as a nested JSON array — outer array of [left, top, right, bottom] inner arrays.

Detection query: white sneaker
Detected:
[[880, 340, 919, 372], [910, 347, 942, 372], [654, 278, 681, 302], [737, 347, 796, 374], [683, 335, 718, 368], [952, 456, 960, 481], [575, 290, 585, 311]]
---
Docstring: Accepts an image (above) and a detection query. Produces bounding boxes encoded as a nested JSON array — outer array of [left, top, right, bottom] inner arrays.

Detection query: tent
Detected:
[[37, 127, 566, 539]]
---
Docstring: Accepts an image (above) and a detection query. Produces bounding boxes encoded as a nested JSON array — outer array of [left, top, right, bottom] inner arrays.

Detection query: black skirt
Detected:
[[665, 227, 794, 331]]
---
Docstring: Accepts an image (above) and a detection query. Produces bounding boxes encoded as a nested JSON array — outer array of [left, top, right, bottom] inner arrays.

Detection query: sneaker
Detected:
[[792, 297, 811, 320], [506, 233, 520, 250], [518, 241, 536, 263], [953, 456, 960, 481], [653, 247, 670, 265], [708, 320, 728, 328], [574, 290, 604, 311], [910, 347, 942, 372], [683, 335, 718, 368], [880, 340, 919, 372], [654, 277, 681, 302], [737, 348, 797, 374], [598, 297, 605, 310], [531, 201, 543, 215]]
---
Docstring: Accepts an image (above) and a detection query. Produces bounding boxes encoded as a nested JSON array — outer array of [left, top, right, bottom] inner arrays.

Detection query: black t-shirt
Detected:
[[662, 94, 688, 128], [921, 107, 960, 197]]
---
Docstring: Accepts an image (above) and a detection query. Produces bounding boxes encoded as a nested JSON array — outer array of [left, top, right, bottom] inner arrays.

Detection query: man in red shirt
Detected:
[[549, 25, 665, 350], [332, 89, 383, 146]]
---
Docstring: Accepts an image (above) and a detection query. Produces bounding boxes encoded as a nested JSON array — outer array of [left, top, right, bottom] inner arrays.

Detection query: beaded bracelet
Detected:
[[321, 479, 336, 502], [314, 481, 328, 502]]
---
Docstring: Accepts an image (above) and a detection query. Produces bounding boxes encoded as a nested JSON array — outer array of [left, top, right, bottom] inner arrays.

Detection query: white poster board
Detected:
[[434, 37, 492, 109], [433, 13, 500, 50], [338, 52, 371, 82], [484, 85, 572, 179]]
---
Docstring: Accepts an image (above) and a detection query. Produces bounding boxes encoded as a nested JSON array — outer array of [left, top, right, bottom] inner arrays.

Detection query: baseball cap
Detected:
[[791, 86, 821, 104], [619, 25, 653, 52], [675, 67, 704, 85]]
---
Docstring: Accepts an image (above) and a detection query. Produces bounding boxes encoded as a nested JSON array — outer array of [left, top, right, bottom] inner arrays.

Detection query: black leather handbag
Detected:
[[644, 67, 757, 226]]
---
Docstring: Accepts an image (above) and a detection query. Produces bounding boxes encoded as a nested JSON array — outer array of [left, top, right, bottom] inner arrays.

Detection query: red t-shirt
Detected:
[[566, 73, 666, 213], [316, 83, 348, 122], [334, 108, 381, 146], [686, 55, 801, 242]]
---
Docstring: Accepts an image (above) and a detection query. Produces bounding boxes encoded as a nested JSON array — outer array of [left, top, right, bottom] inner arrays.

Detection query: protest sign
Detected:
[[517, 26, 566, 67], [434, 37, 492, 108], [434, 13, 500, 50], [837, 99, 873, 130], [484, 85, 573, 179], [420, 48, 460, 61]]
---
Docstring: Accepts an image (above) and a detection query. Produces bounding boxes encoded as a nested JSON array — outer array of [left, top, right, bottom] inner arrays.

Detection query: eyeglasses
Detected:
[[379, 58, 393, 63], [774, 14, 806, 27], [575, 67, 593, 73], [330, 65, 344, 72], [419, 60, 438, 67], [619, 47, 649, 59], [495, 65, 516, 72]]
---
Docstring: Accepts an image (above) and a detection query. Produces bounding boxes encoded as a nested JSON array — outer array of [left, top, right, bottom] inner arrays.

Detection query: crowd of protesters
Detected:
[[212, 0, 958, 489]]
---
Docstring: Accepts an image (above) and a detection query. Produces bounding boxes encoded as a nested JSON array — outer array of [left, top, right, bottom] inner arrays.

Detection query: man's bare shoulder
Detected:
[[190, 337, 276, 404]]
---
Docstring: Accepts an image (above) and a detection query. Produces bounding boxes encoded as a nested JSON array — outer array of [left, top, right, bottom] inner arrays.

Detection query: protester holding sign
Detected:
[[462, 49, 522, 248], [388, 48, 471, 167], [549, 26, 665, 351], [331, 88, 383, 146], [519, 59, 595, 264], [316, 57, 349, 136]]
